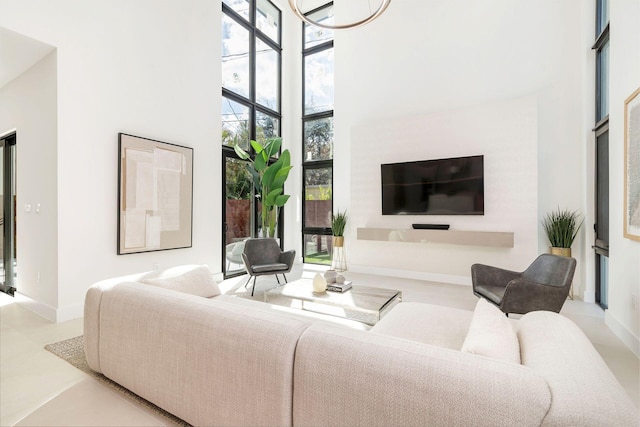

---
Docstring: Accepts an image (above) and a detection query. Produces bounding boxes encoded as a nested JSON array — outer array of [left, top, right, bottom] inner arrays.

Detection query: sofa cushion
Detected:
[[252, 263, 289, 273], [141, 265, 220, 298], [472, 284, 506, 305], [461, 298, 521, 364], [370, 302, 473, 350]]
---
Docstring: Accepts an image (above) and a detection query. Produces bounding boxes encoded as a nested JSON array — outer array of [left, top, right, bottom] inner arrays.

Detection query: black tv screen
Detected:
[[381, 155, 484, 215]]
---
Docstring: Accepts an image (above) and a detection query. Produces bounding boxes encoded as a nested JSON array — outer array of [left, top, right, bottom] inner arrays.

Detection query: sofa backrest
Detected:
[[518, 311, 638, 426], [89, 281, 311, 427], [84, 265, 215, 371], [293, 323, 552, 427]]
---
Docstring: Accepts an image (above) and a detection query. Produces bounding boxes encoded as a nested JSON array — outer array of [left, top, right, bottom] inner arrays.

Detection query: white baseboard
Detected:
[[15, 292, 57, 322], [15, 292, 84, 323], [348, 264, 471, 286], [56, 303, 84, 323], [605, 310, 640, 358], [582, 289, 596, 303]]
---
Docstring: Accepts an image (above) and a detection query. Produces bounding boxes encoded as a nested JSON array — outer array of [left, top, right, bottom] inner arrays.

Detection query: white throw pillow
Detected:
[[461, 298, 521, 364], [141, 265, 220, 298]]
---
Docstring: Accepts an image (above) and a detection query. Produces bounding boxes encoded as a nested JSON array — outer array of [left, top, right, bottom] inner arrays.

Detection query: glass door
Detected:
[[1, 133, 17, 295], [223, 153, 254, 277], [595, 125, 609, 308], [593, 1, 609, 308]]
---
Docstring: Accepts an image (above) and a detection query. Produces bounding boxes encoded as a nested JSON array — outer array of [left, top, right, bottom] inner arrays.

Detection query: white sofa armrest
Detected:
[[84, 273, 149, 372], [518, 311, 638, 426]]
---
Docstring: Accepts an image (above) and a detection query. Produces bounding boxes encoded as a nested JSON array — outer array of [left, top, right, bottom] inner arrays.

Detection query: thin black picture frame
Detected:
[[117, 133, 194, 255]]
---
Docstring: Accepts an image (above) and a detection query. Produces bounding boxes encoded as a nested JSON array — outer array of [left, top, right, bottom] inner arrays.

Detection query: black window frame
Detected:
[[592, 0, 609, 308], [222, 0, 283, 277], [301, 3, 334, 265]]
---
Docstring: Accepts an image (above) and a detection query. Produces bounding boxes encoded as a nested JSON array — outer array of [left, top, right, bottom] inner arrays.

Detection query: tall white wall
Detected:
[[0, 50, 58, 315], [333, 0, 587, 284], [0, 0, 222, 321], [606, 0, 640, 356]]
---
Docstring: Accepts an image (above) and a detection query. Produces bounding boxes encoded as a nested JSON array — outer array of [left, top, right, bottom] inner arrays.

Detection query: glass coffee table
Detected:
[[264, 278, 402, 326]]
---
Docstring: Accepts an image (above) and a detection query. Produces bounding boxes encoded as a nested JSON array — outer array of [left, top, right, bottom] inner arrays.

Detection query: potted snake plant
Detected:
[[331, 210, 348, 271]]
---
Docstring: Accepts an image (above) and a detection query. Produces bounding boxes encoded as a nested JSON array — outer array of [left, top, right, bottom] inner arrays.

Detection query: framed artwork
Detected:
[[118, 133, 193, 254], [624, 87, 640, 241]]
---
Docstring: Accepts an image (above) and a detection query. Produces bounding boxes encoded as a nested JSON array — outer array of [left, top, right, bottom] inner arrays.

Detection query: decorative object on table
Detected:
[[324, 269, 337, 284], [312, 273, 327, 293], [336, 274, 345, 284], [472, 254, 577, 315], [327, 281, 352, 293], [331, 210, 348, 272], [234, 137, 292, 238], [624, 86, 640, 241], [117, 133, 193, 255]]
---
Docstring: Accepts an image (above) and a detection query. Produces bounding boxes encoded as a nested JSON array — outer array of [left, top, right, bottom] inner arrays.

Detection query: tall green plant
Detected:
[[234, 137, 292, 238], [542, 208, 584, 248], [331, 210, 348, 236]]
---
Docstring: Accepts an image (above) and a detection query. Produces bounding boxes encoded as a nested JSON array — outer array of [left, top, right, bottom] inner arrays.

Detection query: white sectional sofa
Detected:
[[84, 265, 638, 426]]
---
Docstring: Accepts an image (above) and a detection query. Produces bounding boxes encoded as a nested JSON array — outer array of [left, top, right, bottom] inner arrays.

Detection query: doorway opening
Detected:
[[1, 133, 17, 296]]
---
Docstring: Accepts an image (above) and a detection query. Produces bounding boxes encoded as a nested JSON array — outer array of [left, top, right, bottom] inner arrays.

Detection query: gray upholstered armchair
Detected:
[[472, 254, 577, 315], [242, 238, 295, 296]]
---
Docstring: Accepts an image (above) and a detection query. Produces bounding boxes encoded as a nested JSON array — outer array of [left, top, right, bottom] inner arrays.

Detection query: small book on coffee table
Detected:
[[327, 281, 352, 292]]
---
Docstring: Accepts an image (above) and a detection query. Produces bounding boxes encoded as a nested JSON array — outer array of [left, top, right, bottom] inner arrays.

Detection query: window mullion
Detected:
[[302, 3, 335, 265]]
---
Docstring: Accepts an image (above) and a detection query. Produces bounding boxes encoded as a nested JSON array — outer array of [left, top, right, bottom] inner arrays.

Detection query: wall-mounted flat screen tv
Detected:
[[381, 155, 484, 215]]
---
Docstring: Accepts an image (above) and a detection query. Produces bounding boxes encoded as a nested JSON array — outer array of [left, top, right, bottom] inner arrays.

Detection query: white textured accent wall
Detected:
[[332, 1, 587, 291], [348, 97, 538, 280]]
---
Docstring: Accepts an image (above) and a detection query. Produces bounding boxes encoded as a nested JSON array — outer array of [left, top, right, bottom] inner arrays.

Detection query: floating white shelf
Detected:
[[356, 228, 514, 248]]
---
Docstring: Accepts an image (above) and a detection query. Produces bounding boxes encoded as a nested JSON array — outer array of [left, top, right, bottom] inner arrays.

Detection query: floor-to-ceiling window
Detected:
[[301, 4, 334, 265], [593, 0, 609, 308], [222, 0, 282, 277]]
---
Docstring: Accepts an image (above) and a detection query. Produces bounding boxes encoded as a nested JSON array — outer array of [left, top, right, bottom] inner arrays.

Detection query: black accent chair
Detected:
[[242, 238, 295, 296], [472, 254, 577, 315]]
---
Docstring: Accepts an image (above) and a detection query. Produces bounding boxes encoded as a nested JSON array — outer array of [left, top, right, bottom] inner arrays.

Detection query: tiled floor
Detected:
[[1, 265, 638, 426]]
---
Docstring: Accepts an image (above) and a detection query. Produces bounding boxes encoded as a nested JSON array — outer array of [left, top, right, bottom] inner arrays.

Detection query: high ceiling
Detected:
[[0, 27, 55, 89]]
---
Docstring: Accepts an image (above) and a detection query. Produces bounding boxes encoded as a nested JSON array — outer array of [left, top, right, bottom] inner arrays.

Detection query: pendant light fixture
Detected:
[[288, 0, 391, 30]]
